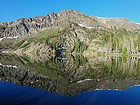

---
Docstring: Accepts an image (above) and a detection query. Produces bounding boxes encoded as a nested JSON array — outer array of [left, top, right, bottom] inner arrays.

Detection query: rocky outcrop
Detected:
[[0, 10, 140, 38], [0, 10, 96, 38]]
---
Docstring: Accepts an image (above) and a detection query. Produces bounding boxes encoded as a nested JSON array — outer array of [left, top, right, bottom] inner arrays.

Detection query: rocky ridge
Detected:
[[0, 10, 140, 38]]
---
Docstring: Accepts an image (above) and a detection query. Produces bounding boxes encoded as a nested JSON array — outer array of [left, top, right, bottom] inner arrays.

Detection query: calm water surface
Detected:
[[0, 54, 140, 105], [0, 81, 140, 105]]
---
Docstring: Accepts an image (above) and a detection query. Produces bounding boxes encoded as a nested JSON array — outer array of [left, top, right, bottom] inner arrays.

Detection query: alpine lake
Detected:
[[0, 52, 140, 105]]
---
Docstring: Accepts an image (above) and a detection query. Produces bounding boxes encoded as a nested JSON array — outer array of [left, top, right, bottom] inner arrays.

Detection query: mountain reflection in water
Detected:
[[0, 54, 140, 96]]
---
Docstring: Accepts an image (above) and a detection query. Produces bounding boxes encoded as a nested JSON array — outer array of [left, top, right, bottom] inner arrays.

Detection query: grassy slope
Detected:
[[0, 25, 140, 57]]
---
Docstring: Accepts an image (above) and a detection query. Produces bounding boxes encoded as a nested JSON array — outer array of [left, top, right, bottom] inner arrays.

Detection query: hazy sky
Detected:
[[0, 0, 140, 23]]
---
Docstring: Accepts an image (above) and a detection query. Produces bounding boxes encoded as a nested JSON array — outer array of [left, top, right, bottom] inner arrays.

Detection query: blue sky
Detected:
[[0, 0, 140, 23]]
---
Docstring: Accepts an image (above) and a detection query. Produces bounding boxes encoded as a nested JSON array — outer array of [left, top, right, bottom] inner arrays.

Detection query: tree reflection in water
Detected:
[[0, 53, 140, 96]]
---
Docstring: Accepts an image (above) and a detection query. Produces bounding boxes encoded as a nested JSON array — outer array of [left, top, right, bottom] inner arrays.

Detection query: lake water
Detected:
[[1, 81, 140, 105], [0, 54, 140, 105]]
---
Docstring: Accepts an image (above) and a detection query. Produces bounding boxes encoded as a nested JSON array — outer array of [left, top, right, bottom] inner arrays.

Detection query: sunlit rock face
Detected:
[[0, 10, 140, 38], [0, 54, 140, 96]]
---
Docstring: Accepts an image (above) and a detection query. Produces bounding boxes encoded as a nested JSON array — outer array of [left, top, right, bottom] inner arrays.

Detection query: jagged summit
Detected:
[[0, 10, 140, 38]]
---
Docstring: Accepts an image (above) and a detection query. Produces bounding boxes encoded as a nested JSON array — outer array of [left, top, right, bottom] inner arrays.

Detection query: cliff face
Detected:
[[0, 10, 140, 38], [0, 10, 100, 38]]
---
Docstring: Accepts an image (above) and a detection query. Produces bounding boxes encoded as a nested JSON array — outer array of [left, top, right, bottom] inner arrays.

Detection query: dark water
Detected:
[[0, 81, 140, 105], [0, 54, 140, 105]]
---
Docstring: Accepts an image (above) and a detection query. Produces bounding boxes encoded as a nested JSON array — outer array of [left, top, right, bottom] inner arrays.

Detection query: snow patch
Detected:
[[0, 36, 19, 42], [0, 63, 18, 68], [95, 88, 120, 91], [77, 79, 93, 84], [78, 24, 94, 29]]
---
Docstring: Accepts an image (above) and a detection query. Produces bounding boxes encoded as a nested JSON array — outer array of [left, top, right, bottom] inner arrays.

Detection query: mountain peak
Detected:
[[0, 10, 140, 38]]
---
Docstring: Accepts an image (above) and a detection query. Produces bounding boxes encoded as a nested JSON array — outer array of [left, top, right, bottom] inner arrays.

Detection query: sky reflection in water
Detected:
[[0, 81, 140, 105], [0, 54, 140, 105]]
